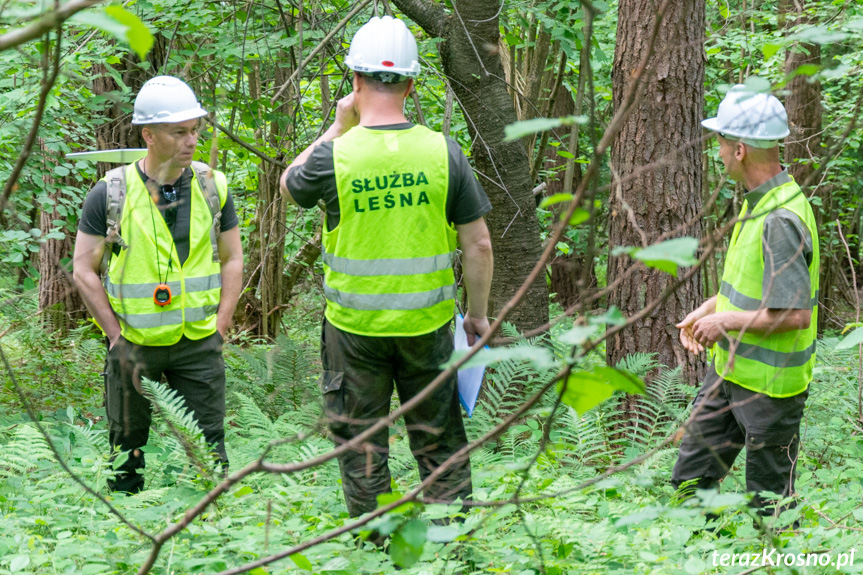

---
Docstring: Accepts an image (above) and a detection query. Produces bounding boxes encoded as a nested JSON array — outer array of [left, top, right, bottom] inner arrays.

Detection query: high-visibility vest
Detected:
[[324, 125, 457, 337], [714, 177, 820, 397], [103, 163, 227, 346]]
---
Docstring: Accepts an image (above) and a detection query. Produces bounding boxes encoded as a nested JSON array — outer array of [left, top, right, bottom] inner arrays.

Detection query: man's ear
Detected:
[[352, 73, 362, 94], [734, 141, 746, 162], [141, 126, 155, 146], [403, 78, 414, 98]]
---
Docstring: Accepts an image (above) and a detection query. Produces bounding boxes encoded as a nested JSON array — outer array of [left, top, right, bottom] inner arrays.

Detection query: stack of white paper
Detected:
[[454, 314, 486, 417]]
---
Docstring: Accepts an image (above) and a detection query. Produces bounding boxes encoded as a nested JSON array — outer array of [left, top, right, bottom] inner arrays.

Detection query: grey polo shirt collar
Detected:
[[744, 168, 792, 207]]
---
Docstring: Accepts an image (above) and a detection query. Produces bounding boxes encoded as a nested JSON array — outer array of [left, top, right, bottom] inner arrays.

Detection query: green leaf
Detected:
[[593, 366, 646, 395], [558, 367, 644, 415], [762, 43, 782, 59], [590, 306, 626, 326], [390, 519, 427, 569], [617, 237, 699, 277], [558, 325, 599, 346], [112, 450, 129, 470], [836, 326, 863, 350], [684, 557, 707, 574], [555, 241, 570, 255], [376, 491, 414, 515], [558, 371, 614, 414], [538, 193, 573, 209], [504, 32, 521, 47], [742, 76, 772, 94], [556, 150, 575, 159], [503, 115, 588, 142], [792, 63, 820, 77], [426, 524, 459, 543], [790, 25, 848, 45], [73, 7, 154, 61], [233, 485, 254, 498], [290, 553, 313, 570], [569, 208, 590, 226], [10, 555, 30, 573], [105, 6, 154, 61]]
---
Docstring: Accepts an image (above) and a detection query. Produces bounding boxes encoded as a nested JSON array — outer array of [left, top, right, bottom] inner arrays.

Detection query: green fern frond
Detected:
[[0, 424, 56, 477], [233, 392, 275, 437], [139, 378, 213, 473]]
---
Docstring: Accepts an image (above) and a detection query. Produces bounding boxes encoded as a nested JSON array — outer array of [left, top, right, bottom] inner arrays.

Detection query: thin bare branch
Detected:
[[0, 0, 104, 52]]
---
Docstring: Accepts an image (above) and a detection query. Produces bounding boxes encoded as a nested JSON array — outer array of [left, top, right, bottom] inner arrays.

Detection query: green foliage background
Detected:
[[1, 0, 863, 573]]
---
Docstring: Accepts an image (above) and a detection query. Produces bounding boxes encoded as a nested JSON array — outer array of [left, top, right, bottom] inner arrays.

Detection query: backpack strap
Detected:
[[101, 166, 128, 275], [191, 161, 223, 264]]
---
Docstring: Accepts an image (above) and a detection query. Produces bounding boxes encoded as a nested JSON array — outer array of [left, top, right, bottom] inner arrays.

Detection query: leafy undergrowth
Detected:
[[1, 305, 863, 574]]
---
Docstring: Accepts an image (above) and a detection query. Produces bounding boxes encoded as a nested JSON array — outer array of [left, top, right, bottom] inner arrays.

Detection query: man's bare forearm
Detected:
[[720, 307, 811, 335], [217, 256, 243, 336], [462, 241, 493, 318]]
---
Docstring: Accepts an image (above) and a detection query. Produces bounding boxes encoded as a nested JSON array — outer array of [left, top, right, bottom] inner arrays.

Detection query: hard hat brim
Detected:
[[131, 106, 208, 125], [701, 117, 789, 141], [700, 117, 722, 133]]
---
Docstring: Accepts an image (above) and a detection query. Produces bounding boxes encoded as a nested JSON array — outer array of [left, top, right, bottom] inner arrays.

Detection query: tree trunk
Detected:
[[38, 140, 85, 334], [542, 83, 595, 309], [393, 0, 550, 333], [784, 2, 827, 331], [607, 0, 706, 393], [240, 59, 291, 339]]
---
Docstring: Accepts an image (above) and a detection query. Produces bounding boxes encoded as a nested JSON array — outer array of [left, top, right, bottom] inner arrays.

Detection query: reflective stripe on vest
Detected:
[[321, 251, 455, 276], [115, 304, 220, 329], [719, 281, 819, 311], [713, 177, 820, 398], [104, 272, 221, 299], [103, 163, 228, 346], [325, 125, 457, 337], [323, 283, 457, 311]]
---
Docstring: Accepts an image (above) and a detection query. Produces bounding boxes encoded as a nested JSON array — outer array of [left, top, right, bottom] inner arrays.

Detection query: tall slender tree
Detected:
[[607, 0, 706, 390]]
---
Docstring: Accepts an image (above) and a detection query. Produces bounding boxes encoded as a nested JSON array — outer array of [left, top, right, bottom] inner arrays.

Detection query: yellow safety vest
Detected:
[[324, 125, 457, 337], [103, 163, 227, 345], [714, 177, 819, 397]]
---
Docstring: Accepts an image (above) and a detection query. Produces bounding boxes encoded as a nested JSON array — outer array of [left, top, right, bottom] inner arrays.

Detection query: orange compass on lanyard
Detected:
[[153, 284, 172, 306]]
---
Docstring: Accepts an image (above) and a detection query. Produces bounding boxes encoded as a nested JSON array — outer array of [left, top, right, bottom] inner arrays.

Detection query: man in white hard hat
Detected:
[[73, 76, 244, 493], [672, 85, 820, 516], [280, 16, 493, 518]]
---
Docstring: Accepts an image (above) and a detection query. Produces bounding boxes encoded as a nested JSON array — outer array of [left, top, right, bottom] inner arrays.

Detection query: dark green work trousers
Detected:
[[671, 361, 808, 512], [105, 332, 227, 493], [320, 318, 472, 517]]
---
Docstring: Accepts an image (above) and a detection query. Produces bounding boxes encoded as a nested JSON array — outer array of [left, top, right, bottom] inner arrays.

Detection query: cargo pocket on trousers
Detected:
[[319, 370, 345, 433]]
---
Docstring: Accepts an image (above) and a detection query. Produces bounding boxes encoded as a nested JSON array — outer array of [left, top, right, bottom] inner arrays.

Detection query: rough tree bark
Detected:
[[542, 87, 596, 309], [783, 1, 827, 330], [240, 59, 291, 339], [607, 0, 706, 391], [392, 0, 550, 332], [38, 140, 85, 334]]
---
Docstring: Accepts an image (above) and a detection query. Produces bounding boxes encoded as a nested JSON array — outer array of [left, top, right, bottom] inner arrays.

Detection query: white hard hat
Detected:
[[132, 76, 207, 125], [345, 16, 420, 82], [701, 84, 789, 149]]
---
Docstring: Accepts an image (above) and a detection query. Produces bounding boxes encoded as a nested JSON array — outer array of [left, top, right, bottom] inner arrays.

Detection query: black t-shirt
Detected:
[[78, 163, 239, 266], [284, 123, 491, 231]]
